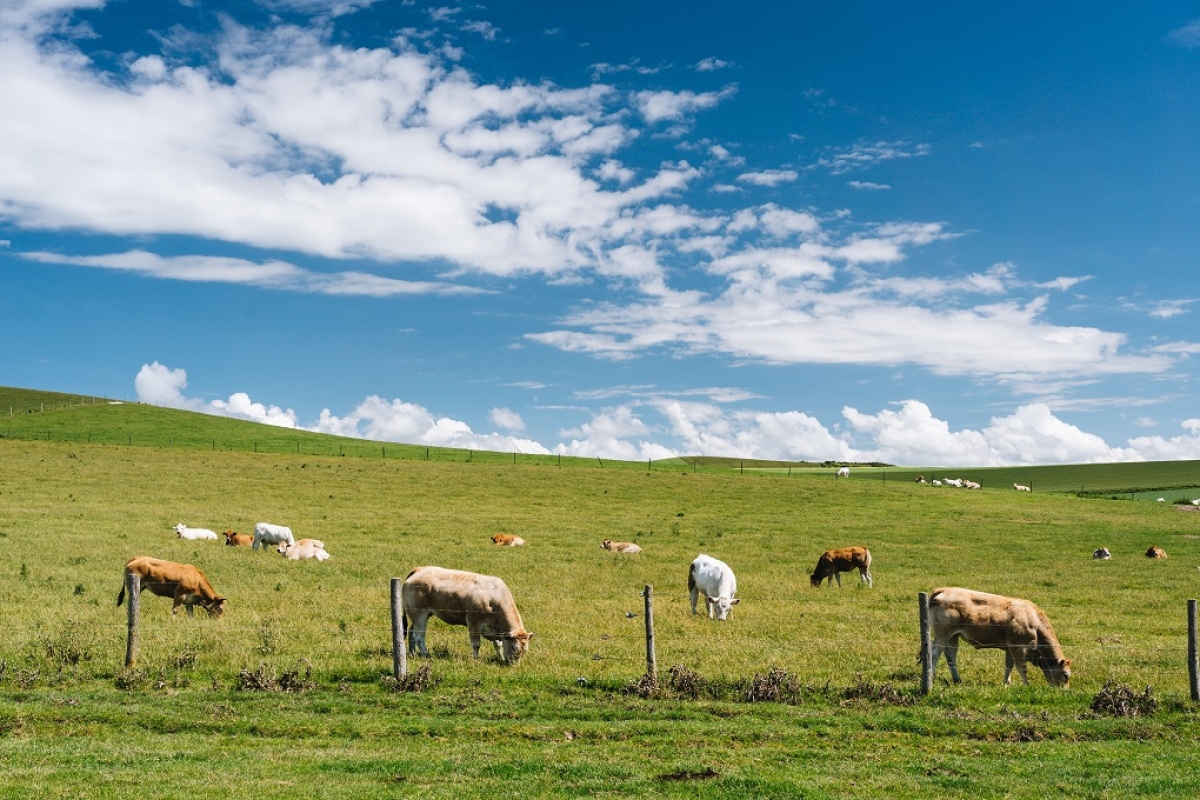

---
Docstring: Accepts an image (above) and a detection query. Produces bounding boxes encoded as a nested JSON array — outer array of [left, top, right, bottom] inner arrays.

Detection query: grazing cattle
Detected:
[[278, 538, 331, 561], [810, 546, 873, 588], [1092, 547, 1112, 560], [490, 534, 526, 547], [1013, 483, 1032, 492], [172, 523, 218, 541], [402, 566, 532, 663], [223, 530, 253, 547], [928, 587, 1071, 687], [252, 522, 294, 552], [915, 476, 927, 484], [835, 466, 850, 478], [1146, 546, 1167, 559], [601, 538, 642, 554], [688, 554, 740, 621], [116, 556, 226, 617]]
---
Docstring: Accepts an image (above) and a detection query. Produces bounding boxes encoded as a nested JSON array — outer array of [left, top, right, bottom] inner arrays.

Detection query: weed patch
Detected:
[[1091, 681, 1158, 717]]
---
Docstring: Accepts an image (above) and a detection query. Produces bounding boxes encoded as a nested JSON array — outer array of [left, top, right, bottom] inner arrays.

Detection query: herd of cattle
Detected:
[[115, 526, 1086, 688]]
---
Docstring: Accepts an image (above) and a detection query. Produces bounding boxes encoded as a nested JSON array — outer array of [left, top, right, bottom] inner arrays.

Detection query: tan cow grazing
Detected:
[[402, 566, 532, 664], [116, 556, 226, 618], [928, 587, 1070, 687], [601, 538, 642, 554], [810, 546, 873, 588], [1146, 546, 1167, 559], [223, 530, 253, 547], [491, 534, 526, 547]]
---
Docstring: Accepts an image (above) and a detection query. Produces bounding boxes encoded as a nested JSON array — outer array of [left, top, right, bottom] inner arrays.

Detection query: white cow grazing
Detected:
[[688, 554, 740, 621], [252, 522, 295, 552], [835, 466, 850, 479], [1013, 483, 1032, 492], [171, 523, 218, 541], [278, 538, 330, 561]]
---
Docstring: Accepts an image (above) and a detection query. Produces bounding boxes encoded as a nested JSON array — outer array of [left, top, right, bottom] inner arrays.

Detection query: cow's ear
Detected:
[[527, 632, 535, 640], [731, 598, 741, 605]]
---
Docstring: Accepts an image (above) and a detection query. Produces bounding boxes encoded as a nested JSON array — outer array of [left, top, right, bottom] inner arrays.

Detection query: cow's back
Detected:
[[930, 586, 1039, 645], [404, 566, 513, 613]]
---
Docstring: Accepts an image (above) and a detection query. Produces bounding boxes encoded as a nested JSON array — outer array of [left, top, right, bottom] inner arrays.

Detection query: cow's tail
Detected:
[[687, 563, 696, 594], [116, 583, 126, 607]]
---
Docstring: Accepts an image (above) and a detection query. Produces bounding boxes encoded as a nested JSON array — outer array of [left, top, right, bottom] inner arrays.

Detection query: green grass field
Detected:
[[2, 388, 1200, 797]]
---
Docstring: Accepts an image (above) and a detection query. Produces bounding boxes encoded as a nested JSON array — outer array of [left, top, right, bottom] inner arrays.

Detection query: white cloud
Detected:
[[634, 86, 736, 124], [737, 169, 799, 187], [135, 362, 299, 427], [1122, 419, 1200, 460], [847, 180, 890, 191], [489, 407, 525, 431], [816, 141, 931, 174], [694, 57, 731, 72], [1168, 20, 1200, 47]]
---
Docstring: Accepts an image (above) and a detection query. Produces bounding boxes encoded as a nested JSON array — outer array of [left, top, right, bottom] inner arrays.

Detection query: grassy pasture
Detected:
[[2, 396, 1200, 796]]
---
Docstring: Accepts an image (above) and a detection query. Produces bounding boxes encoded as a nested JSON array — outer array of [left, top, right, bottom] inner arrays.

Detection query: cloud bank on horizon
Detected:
[[135, 361, 1200, 466], [4, 1, 1200, 467]]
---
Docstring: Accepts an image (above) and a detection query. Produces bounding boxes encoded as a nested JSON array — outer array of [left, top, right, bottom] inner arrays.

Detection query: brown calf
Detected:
[[810, 546, 873, 588], [223, 530, 253, 547]]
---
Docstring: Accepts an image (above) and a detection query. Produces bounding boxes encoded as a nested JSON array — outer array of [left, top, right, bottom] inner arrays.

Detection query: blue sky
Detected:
[[3, 0, 1200, 466]]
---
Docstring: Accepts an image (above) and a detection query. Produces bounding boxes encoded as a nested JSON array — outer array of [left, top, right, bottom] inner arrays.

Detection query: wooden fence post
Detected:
[[1189, 599, 1198, 702], [124, 572, 140, 668], [391, 578, 407, 681], [919, 592, 932, 695], [643, 584, 657, 686]]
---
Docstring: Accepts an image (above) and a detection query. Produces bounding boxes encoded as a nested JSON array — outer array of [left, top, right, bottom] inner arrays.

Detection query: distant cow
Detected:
[[223, 530, 253, 547], [172, 523, 218, 541], [601, 539, 642, 554], [688, 554, 740, 621], [810, 546, 873, 588], [1013, 483, 1032, 492], [835, 466, 850, 479], [116, 556, 226, 617], [402, 566, 532, 663], [1092, 547, 1112, 560], [491, 534, 526, 547], [252, 522, 294, 552], [1146, 546, 1167, 559], [278, 538, 331, 561], [928, 586, 1071, 687]]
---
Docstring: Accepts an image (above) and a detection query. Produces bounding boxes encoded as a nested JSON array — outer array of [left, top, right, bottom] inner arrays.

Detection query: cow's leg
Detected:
[[1005, 649, 1030, 685], [689, 587, 700, 616], [407, 609, 431, 656], [834, 572, 842, 588], [860, 567, 872, 587], [942, 635, 962, 683]]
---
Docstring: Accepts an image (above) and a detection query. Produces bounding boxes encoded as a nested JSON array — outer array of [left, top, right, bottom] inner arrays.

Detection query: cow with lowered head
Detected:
[[117, 556, 226, 618], [928, 586, 1070, 687], [810, 546, 873, 588], [688, 554, 740, 621], [402, 566, 532, 664]]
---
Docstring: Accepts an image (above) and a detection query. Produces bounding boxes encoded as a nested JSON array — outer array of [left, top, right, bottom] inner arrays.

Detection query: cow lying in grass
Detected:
[[117, 556, 226, 617], [172, 523, 218, 541], [402, 566, 532, 664], [491, 534, 526, 546], [278, 538, 331, 561], [601, 539, 642, 554], [928, 586, 1070, 687], [223, 530, 253, 547], [810, 546, 873, 588]]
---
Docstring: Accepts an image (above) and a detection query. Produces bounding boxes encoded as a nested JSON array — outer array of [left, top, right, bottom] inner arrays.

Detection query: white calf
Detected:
[[1013, 483, 1032, 492], [688, 554, 740, 621], [278, 538, 330, 561], [171, 523, 218, 541], [835, 466, 850, 478]]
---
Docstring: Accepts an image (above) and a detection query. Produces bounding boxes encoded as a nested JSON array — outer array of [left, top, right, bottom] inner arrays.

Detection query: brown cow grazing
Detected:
[[402, 566, 532, 663], [601, 538, 642, 554], [1146, 546, 1167, 559], [928, 587, 1070, 687], [810, 546, 873, 588], [116, 556, 226, 617], [223, 530, 253, 547], [491, 534, 526, 547]]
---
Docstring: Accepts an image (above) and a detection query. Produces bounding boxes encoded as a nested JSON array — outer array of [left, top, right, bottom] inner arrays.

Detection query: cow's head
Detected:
[[500, 630, 533, 663], [207, 597, 227, 618], [223, 530, 238, 545], [1047, 658, 1071, 687], [172, 523, 186, 537], [706, 595, 740, 621], [277, 542, 291, 555], [809, 573, 825, 588], [601, 539, 613, 550]]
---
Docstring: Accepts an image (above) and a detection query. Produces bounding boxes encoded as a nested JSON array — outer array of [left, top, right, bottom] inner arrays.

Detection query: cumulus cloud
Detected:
[[816, 141, 931, 174], [737, 169, 799, 187], [135, 362, 299, 427]]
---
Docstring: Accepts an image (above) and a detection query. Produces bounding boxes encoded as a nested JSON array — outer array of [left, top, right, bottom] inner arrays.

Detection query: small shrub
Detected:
[[114, 668, 148, 690], [382, 664, 437, 693], [841, 676, 915, 706], [237, 663, 315, 693], [665, 664, 707, 699], [625, 672, 659, 699], [1091, 681, 1157, 717], [170, 648, 198, 671], [255, 621, 280, 656], [743, 667, 802, 704]]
